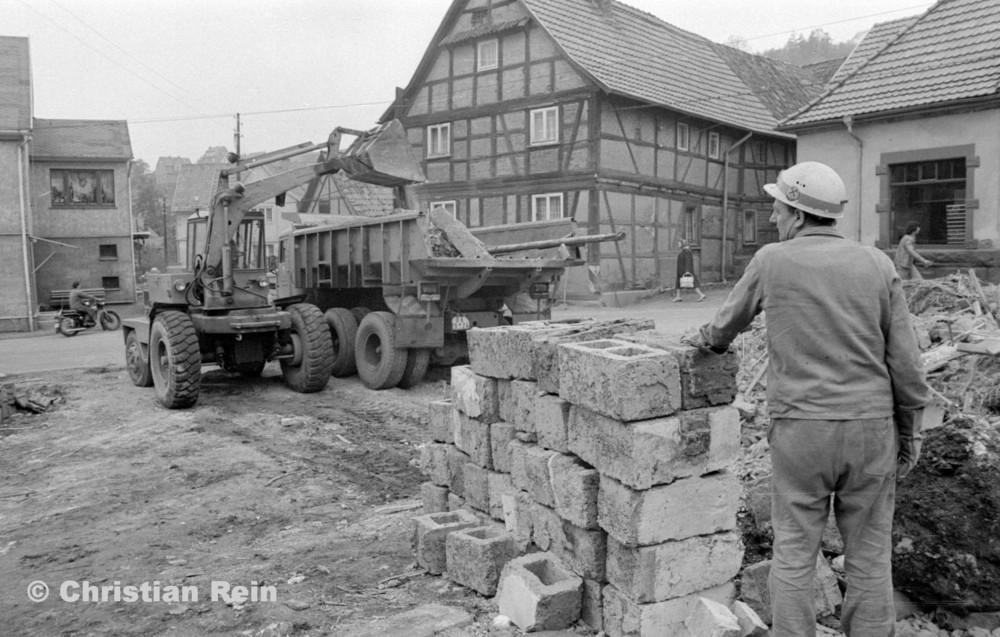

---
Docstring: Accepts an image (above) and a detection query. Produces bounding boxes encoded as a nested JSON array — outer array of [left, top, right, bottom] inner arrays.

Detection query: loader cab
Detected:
[[186, 209, 267, 270]]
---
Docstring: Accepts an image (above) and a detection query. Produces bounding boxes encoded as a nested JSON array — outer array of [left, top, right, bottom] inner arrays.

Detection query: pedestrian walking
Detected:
[[686, 161, 930, 637], [894, 222, 933, 280], [673, 238, 706, 302]]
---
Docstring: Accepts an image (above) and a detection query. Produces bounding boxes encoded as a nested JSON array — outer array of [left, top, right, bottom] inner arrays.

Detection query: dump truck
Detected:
[[274, 208, 623, 390], [122, 120, 424, 408]]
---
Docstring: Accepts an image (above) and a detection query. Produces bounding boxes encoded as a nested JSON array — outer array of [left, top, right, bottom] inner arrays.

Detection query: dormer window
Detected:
[[478, 39, 498, 71], [471, 9, 487, 27]]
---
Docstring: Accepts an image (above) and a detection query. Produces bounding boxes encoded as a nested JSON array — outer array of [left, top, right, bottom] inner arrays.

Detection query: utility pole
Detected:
[[234, 113, 242, 181], [161, 197, 169, 268]]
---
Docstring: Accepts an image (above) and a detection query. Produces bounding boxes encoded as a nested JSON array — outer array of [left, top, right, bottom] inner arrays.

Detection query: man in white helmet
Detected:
[[689, 161, 929, 637]]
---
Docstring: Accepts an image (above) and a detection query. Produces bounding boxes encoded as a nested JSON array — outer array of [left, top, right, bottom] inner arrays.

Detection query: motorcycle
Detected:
[[55, 300, 121, 337]]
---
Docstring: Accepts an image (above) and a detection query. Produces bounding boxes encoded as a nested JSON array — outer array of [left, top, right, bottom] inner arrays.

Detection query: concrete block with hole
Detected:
[[421, 482, 449, 514], [533, 318, 656, 394], [620, 331, 739, 409], [466, 325, 545, 379], [448, 493, 465, 511], [532, 502, 607, 580], [599, 472, 740, 546], [509, 440, 558, 507], [452, 410, 492, 469], [463, 462, 489, 512], [535, 394, 571, 452], [490, 421, 517, 473], [487, 470, 517, 521], [450, 365, 500, 423], [509, 379, 540, 433], [419, 442, 450, 487], [582, 578, 604, 633], [558, 339, 681, 421], [428, 400, 454, 443], [445, 524, 518, 596], [569, 405, 741, 491], [606, 531, 744, 603], [501, 490, 533, 546], [683, 597, 741, 637], [497, 552, 584, 632], [445, 446, 470, 497], [412, 509, 481, 574], [602, 581, 735, 637], [550, 454, 600, 530]]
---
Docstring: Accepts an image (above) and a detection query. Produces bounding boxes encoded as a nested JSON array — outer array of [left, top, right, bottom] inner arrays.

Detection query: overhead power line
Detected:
[[731, 3, 935, 45]]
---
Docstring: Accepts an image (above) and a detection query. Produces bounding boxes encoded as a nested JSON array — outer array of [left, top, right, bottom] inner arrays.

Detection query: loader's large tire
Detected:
[[280, 303, 334, 393], [355, 311, 408, 390], [125, 330, 153, 387], [325, 308, 358, 377], [149, 311, 201, 409], [397, 347, 431, 389]]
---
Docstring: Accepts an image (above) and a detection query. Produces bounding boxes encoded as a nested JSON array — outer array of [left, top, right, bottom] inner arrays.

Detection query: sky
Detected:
[[1, 0, 936, 166]]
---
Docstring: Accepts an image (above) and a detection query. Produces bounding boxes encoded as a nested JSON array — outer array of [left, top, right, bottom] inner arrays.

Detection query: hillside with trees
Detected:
[[758, 28, 863, 66]]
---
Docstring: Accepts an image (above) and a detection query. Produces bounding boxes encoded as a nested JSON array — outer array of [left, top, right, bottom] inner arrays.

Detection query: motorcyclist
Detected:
[[68, 281, 99, 326]]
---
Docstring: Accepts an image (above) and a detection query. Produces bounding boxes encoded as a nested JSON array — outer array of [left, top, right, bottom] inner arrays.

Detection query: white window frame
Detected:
[[427, 123, 451, 158], [531, 193, 563, 222], [530, 107, 559, 146], [708, 131, 721, 159], [677, 122, 690, 151], [430, 200, 457, 217], [743, 210, 758, 245], [477, 39, 498, 71]]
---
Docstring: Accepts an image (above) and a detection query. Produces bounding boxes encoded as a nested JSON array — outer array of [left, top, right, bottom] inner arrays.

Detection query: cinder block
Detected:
[[569, 405, 741, 491], [497, 552, 584, 632], [498, 379, 514, 422], [464, 462, 490, 512], [602, 582, 736, 637], [453, 410, 492, 469], [509, 440, 558, 507], [606, 532, 744, 603], [738, 561, 771, 625], [533, 318, 656, 394], [487, 470, 517, 521], [412, 509, 480, 574], [510, 379, 540, 433], [599, 472, 741, 546], [731, 601, 768, 637], [451, 365, 500, 423], [448, 493, 465, 511], [620, 331, 738, 409], [558, 339, 681, 421], [428, 400, 454, 443], [533, 502, 607, 580], [490, 421, 517, 473], [501, 490, 534, 547], [582, 578, 604, 633], [419, 442, 450, 486], [535, 394, 571, 452], [550, 454, 600, 530], [421, 482, 449, 514], [445, 524, 518, 596], [467, 324, 554, 379], [446, 446, 470, 497], [683, 597, 741, 637]]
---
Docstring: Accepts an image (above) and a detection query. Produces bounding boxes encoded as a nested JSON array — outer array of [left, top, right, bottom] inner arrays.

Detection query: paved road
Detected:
[[0, 287, 731, 376]]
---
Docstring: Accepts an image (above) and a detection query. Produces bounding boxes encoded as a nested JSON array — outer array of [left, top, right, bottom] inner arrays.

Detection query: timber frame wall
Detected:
[[396, 0, 795, 292]]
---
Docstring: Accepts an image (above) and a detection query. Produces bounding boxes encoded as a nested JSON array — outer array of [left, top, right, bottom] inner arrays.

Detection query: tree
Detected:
[[129, 159, 167, 276], [724, 34, 750, 52], [760, 28, 861, 66]]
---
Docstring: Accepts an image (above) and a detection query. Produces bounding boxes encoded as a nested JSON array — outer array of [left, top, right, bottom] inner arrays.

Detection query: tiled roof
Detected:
[[826, 17, 916, 86], [782, 0, 1000, 128], [520, 0, 820, 135], [802, 57, 848, 89], [31, 119, 132, 160], [170, 164, 228, 213], [440, 18, 531, 45], [0, 36, 31, 131]]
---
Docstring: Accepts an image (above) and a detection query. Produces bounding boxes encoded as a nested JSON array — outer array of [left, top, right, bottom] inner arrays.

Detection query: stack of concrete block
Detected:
[[418, 321, 745, 636]]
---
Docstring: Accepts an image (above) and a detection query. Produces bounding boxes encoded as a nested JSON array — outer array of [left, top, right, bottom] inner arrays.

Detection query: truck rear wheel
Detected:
[[281, 303, 334, 393], [355, 311, 408, 390], [125, 330, 153, 387], [149, 311, 201, 409], [397, 348, 431, 389], [325, 308, 358, 377]]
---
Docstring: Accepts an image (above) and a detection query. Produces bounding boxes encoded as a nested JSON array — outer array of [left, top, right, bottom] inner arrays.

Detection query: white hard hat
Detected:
[[764, 161, 847, 219]]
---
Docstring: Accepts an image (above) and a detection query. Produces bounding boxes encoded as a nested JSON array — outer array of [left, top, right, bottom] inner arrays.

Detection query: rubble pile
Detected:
[[416, 317, 768, 636], [0, 383, 62, 424]]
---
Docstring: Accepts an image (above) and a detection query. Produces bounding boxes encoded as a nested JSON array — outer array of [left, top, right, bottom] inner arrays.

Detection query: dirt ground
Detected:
[[0, 363, 512, 637]]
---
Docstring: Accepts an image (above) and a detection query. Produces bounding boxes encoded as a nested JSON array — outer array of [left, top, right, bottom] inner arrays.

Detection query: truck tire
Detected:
[[281, 303, 334, 393], [325, 308, 358, 377], [125, 330, 153, 387], [149, 311, 202, 409], [397, 348, 431, 389], [355, 311, 408, 390]]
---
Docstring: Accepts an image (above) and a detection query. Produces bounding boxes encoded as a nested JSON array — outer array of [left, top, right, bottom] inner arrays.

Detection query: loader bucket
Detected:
[[339, 119, 425, 187]]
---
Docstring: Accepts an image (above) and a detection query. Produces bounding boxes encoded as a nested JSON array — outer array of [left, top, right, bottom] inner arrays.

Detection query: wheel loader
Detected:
[[122, 120, 424, 408]]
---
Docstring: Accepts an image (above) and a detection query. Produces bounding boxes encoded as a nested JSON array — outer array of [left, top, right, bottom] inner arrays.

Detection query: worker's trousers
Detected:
[[768, 417, 897, 637]]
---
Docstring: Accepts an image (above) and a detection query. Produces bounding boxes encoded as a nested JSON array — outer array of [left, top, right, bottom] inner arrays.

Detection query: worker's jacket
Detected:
[[701, 226, 929, 420], [68, 289, 94, 311]]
